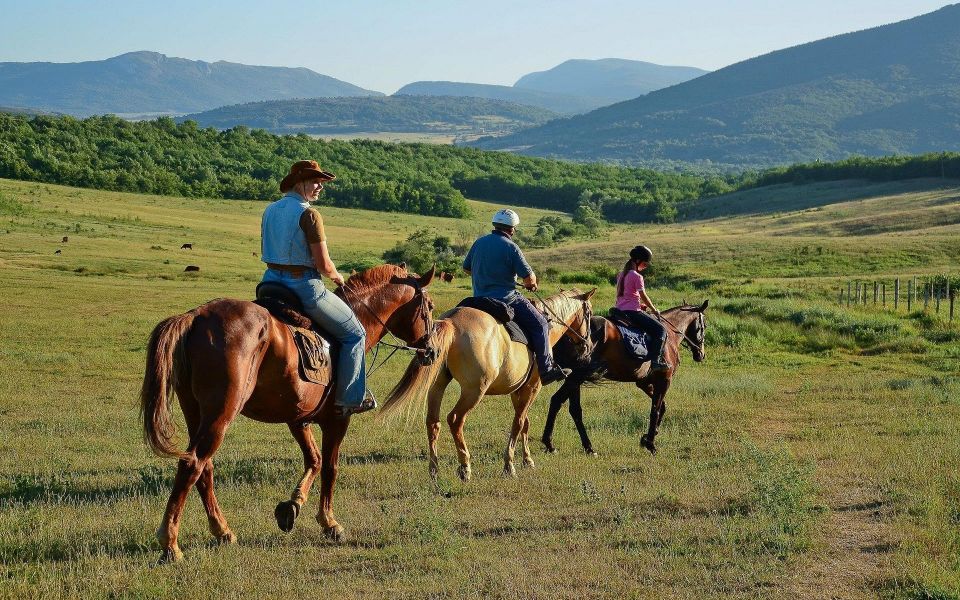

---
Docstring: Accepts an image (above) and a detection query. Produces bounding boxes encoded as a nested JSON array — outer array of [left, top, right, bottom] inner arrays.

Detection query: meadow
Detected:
[[0, 177, 958, 599]]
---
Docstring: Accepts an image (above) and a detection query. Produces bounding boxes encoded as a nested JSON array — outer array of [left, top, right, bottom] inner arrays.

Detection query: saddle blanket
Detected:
[[614, 323, 650, 361], [289, 325, 333, 385], [455, 297, 528, 345]]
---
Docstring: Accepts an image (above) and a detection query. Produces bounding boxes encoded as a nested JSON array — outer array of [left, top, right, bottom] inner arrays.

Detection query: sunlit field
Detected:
[[1, 178, 958, 599]]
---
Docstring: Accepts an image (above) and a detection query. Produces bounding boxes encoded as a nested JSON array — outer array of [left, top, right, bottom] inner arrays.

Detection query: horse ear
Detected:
[[584, 287, 598, 300], [398, 261, 406, 270], [682, 297, 688, 306], [419, 264, 436, 287], [698, 299, 709, 312]]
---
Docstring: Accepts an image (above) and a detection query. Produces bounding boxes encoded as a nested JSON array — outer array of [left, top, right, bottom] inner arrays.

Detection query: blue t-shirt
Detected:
[[462, 230, 533, 300]]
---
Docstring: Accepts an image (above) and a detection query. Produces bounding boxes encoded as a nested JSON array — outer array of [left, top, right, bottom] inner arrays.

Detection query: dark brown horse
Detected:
[[541, 301, 708, 456], [140, 264, 435, 563]]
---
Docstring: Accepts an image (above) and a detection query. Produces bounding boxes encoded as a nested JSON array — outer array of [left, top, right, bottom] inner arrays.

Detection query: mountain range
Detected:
[[0, 51, 382, 116], [473, 4, 960, 169], [396, 59, 707, 114]]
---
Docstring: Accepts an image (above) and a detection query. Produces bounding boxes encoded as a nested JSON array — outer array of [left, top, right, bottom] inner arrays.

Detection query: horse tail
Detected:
[[379, 320, 455, 420], [140, 312, 195, 459]]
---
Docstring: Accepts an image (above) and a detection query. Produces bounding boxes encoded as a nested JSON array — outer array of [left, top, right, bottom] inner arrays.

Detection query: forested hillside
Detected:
[[0, 113, 722, 221], [476, 5, 960, 169], [180, 96, 558, 136], [514, 59, 707, 102], [395, 82, 605, 114]]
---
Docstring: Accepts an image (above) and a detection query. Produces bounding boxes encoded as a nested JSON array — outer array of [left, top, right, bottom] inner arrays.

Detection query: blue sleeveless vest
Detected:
[[260, 193, 314, 267]]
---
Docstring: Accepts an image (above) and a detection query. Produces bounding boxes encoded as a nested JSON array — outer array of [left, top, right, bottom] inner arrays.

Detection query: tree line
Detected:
[[1, 113, 956, 222]]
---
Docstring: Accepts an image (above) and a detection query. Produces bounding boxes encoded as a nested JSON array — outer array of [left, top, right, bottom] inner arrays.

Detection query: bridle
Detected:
[[339, 277, 435, 376], [656, 308, 705, 355]]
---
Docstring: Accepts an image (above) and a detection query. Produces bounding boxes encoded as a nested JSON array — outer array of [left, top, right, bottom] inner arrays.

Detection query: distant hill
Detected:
[[0, 51, 382, 117], [474, 5, 960, 169], [394, 81, 606, 114], [514, 58, 707, 102], [180, 95, 558, 137]]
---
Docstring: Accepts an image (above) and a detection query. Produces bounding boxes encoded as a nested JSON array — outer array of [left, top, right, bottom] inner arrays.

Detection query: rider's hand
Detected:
[[651, 308, 661, 318], [524, 281, 538, 292], [330, 272, 345, 287]]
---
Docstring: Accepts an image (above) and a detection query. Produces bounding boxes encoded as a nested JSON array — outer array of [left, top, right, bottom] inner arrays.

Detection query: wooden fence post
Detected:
[[913, 276, 918, 304], [847, 281, 852, 307], [925, 281, 930, 311], [951, 290, 955, 323], [839, 287, 844, 306], [894, 278, 900, 311], [882, 283, 886, 307], [907, 279, 913, 312], [855, 282, 861, 305], [874, 281, 879, 305]]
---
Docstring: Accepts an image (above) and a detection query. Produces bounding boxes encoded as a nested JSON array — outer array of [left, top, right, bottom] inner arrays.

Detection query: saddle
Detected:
[[607, 308, 651, 361], [455, 297, 528, 345], [255, 282, 334, 385]]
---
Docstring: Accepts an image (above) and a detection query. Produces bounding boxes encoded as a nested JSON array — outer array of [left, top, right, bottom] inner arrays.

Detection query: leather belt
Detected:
[[267, 263, 313, 278]]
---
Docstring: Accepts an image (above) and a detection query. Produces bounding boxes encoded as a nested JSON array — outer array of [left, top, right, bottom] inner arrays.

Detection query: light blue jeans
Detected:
[[262, 268, 367, 408]]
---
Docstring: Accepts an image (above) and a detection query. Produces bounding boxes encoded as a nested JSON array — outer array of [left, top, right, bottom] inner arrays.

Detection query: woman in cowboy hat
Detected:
[[260, 160, 375, 415]]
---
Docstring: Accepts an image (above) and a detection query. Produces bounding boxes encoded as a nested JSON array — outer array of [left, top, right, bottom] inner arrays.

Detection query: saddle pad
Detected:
[[455, 297, 527, 345], [289, 325, 333, 385], [614, 323, 650, 361]]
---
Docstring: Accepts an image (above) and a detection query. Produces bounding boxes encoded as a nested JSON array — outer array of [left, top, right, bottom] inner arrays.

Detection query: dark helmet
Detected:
[[630, 245, 653, 262]]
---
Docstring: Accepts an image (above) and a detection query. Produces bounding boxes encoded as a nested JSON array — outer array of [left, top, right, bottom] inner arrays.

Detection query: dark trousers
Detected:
[[505, 294, 555, 373], [621, 309, 668, 361]]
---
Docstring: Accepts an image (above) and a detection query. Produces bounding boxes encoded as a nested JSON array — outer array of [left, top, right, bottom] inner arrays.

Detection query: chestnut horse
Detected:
[[140, 264, 435, 563], [380, 289, 596, 481], [541, 301, 708, 456]]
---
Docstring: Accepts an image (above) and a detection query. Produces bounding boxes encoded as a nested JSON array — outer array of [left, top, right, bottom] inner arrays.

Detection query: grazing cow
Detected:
[[181, 243, 193, 250], [184, 265, 200, 272], [62, 236, 69, 243], [54, 249, 62, 255]]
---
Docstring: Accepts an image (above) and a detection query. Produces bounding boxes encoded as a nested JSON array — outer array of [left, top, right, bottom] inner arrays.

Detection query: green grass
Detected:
[[1, 177, 959, 598]]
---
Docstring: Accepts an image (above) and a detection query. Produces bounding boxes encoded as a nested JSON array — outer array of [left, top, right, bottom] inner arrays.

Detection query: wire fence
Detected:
[[838, 275, 956, 322]]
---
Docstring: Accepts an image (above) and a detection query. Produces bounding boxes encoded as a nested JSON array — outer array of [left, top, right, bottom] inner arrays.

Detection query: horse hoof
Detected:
[[522, 459, 536, 469], [215, 530, 237, 545], [585, 448, 598, 457], [457, 465, 472, 482], [640, 435, 657, 455], [274, 500, 300, 533], [323, 524, 347, 544], [157, 547, 183, 564], [541, 439, 557, 453], [502, 465, 517, 479]]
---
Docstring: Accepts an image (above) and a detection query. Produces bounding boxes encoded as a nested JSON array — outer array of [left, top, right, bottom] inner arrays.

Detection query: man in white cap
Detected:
[[462, 209, 571, 384]]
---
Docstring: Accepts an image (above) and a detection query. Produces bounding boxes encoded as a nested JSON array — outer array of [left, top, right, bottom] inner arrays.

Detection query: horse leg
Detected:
[[426, 369, 451, 483], [156, 418, 230, 563], [315, 416, 349, 542], [447, 387, 485, 482], [568, 385, 596, 456], [519, 416, 535, 469], [541, 381, 571, 453], [275, 423, 320, 533], [640, 392, 665, 455], [505, 383, 538, 477]]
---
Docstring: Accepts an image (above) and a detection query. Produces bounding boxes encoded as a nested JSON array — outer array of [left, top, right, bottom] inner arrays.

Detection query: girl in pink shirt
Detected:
[[614, 245, 670, 371]]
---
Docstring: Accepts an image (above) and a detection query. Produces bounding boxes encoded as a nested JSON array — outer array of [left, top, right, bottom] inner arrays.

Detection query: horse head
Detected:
[[683, 300, 709, 362], [543, 287, 596, 363]]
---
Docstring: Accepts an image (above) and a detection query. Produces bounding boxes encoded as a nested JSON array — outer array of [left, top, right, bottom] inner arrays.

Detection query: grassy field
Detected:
[[1, 178, 958, 599]]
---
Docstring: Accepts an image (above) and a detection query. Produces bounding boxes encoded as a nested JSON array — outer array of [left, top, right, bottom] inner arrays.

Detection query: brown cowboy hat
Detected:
[[279, 160, 336, 193]]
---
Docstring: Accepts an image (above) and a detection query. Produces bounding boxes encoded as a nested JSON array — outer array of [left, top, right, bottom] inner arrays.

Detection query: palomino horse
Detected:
[[541, 301, 708, 456], [140, 264, 435, 563], [380, 288, 596, 481]]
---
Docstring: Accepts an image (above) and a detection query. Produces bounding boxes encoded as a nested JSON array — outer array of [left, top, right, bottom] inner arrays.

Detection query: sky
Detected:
[[0, 0, 952, 93]]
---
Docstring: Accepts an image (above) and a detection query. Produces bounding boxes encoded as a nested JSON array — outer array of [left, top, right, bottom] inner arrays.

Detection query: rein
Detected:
[[523, 285, 593, 348], [656, 309, 704, 351]]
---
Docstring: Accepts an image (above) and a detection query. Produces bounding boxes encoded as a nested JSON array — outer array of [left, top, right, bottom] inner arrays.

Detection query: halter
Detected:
[[339, 277, 435, 376]]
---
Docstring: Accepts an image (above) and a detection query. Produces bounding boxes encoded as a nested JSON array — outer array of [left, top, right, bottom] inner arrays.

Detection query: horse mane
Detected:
[[536, 288, 586, 318], [344, 264, 406, 294]]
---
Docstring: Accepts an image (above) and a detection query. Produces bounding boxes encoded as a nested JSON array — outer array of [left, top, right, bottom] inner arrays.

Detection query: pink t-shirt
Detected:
[[615, 270, 647, 311]]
